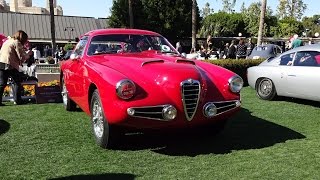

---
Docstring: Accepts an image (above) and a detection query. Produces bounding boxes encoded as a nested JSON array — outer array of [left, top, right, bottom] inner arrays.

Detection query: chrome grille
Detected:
[[181, 79, 200, 121], [127, 105, 171, 121], [215, 101, 239, 115]]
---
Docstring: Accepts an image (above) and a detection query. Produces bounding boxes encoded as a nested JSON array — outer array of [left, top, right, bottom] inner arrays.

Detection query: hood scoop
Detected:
[[141, 60, 164, 67], [176, 59, 195, 65]]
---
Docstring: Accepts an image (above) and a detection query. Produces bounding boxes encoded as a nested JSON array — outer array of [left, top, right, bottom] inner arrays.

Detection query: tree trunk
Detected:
[[49, 0, 56, 57], [128, 0, 134, 28], [257, 0, 266, 46], [192, 0, 197, 50]]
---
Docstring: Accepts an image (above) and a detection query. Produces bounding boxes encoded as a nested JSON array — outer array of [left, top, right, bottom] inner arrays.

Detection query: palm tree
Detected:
[[257, 0, 266, 45], [128, 0, 134, 28], [192, 0, 197, 50], [49, 0, 56, 56]]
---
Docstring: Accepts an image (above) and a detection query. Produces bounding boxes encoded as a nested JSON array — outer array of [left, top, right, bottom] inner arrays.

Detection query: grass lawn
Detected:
[[1, 87, 320, 179]]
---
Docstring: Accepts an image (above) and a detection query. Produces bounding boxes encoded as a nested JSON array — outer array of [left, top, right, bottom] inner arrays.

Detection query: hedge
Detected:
[[203, 59, 265, 86]]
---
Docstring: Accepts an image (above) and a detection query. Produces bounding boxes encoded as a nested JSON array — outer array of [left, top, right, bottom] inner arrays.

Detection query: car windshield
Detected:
[[87, 34, 177, 55]]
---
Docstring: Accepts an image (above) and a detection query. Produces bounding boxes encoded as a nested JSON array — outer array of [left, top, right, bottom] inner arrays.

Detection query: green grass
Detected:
[[1, 87, 320, 179]]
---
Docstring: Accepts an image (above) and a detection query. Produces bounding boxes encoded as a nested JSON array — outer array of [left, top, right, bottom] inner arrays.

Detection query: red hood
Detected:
[[89, 52, 203, 85]]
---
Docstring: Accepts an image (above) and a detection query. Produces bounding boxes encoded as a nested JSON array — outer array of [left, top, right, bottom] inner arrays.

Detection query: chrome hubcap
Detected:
[[259, 79, 272, 96], [61, 81, 68, 106], [92, 99, 104, 138]]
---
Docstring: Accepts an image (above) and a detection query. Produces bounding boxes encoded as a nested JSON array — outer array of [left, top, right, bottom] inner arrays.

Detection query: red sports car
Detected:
[[60, 29, 243, 148]]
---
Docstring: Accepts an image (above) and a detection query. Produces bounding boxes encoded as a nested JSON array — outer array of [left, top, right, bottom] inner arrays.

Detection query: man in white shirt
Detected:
[[32, 47, 41, 62]]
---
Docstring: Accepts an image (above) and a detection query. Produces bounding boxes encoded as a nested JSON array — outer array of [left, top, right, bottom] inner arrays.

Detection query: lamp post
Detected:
[[64, 27, 74, 42]]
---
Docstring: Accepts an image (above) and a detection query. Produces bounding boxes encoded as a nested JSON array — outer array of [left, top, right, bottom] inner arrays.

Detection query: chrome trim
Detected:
[[127, 104, 175, 121], [180, 79, 201, 121], [203, 102, 217, 118], [228, 75, 243, 93], [203, 100, 241, 118], [162, 105, 177, 120], [141, 60, 164, 66], [116, 79, 136, 99]]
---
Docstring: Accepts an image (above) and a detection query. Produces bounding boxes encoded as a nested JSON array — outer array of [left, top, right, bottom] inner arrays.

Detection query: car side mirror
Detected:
[[70, 53, 80, 61], [181, 52, 187, 58]]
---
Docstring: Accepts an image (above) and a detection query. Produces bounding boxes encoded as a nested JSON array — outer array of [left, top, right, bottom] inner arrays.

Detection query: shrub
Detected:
[[203, 59, 265, 85], [64, 43, 74, 51], [46, 56, 55, 64]]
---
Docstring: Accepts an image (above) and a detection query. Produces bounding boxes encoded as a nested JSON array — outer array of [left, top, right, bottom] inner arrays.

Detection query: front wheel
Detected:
[[61, 78, 76, 111], [91, 89, 118, 148], [256, 78, 277, 100]]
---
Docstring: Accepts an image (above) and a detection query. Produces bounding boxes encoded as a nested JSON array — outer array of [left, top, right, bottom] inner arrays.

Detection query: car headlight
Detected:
[[228, 75, 243, 93], [162, 105, 177, 120], [203, 102, 217, 118], [116, 79, 136, 99]]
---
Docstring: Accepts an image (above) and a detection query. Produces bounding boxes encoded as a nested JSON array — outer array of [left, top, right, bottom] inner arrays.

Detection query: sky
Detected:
[[31, 0, 318, 18]]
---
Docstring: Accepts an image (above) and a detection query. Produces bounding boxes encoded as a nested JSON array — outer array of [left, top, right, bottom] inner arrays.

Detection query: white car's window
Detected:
[[279, 53, 295, 66], [293, 51, 320, 67]]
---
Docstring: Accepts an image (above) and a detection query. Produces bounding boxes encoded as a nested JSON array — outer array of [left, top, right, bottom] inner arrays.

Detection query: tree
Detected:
[[49, 0, 56, 56], [301, 15, 320, 37], [201, 2, 213, 18], [241, 1, 275, 37], [257, 0, 266, 45], [192, 0, 197, 50], [128, 0, 134, 28], [109, 0, 200, 41], [275, 17, 304, 37], [277, 0, 307, 20], [199, 12, 246, 37], [221, 0, 236, 13]]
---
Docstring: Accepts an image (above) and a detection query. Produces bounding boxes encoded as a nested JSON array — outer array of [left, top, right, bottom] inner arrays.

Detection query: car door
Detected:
[[65, 36, 88, 101], [275, 52, 295, 96], [284, 51, 320, 101]]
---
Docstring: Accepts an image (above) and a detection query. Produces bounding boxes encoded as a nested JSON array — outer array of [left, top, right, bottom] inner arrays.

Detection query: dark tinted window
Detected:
[[279, 53, 295, 66], [293, 51, 320, 67]]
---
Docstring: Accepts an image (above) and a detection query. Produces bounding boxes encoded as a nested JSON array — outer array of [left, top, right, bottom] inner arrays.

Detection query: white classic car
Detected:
[[247, 44, 320, 101]]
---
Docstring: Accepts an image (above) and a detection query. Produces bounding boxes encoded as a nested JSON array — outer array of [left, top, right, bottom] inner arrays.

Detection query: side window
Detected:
[[279, 53, 295, 66], [275, 46, 282, 55], [74, 36, 88, 56], [293, 51, 320, 67]]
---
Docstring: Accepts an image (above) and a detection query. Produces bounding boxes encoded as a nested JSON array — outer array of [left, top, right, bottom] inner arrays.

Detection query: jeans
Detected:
[[0, 68, 23, 104]]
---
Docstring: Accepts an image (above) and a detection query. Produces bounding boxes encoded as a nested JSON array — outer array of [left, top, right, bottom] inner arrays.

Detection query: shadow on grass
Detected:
[[0, 119, 10, 135], [114, 108, 305, 156], [275, 97, 320, 108], [50, 173, 135, 180]]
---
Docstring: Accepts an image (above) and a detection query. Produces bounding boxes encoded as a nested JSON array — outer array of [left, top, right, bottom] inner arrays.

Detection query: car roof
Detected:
[[83, 28, 161, 37], [282, 44, 320, 55]]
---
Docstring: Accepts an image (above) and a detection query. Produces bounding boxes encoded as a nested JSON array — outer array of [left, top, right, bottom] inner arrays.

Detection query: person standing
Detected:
[[236, 38, 247, 59], [227, 40, 237, 59], [175, 41, 183, 54], [246, 38, 255, 57], [291, 34, 303, 48], [32, 47, 41, 63], [0, 30, 33, 105]]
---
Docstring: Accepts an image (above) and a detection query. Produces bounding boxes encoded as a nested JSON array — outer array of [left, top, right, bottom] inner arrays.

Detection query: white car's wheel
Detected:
[[256, 78, 277, 100], [90, 89, 118, 148], [61, 78, 76, 111]]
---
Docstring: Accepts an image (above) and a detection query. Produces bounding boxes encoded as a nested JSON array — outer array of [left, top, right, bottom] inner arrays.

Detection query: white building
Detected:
[[0, 0, 63, 15]]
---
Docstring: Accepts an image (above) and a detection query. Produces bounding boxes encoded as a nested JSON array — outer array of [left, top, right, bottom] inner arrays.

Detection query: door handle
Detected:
[[288, 75, 296, 77]]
